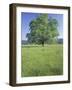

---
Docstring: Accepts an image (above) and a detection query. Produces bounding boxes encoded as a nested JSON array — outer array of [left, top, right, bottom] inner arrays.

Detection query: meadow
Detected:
[[21, 44, 63, 77]]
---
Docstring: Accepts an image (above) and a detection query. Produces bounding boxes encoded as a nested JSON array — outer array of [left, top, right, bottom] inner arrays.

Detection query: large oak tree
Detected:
[[26, 14, 59, 46]]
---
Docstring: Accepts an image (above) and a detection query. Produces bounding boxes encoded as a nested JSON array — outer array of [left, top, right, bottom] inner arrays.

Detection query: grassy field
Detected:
[[21, 44, 63, 77]]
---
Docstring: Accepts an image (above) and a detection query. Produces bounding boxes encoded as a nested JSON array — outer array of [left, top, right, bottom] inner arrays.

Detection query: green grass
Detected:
[[21, 44, 63, 77]]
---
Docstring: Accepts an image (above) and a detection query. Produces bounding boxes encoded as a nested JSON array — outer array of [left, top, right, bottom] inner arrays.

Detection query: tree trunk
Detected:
[[42, 41, 44, 47]]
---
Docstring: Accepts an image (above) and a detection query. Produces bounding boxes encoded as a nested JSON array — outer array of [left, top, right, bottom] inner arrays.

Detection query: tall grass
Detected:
[[21, 44, 63, 77]]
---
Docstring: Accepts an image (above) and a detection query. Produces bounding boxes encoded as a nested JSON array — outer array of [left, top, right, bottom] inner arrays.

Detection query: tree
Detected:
[[47, 17, 59, 44], [26, 14, 59, 46]]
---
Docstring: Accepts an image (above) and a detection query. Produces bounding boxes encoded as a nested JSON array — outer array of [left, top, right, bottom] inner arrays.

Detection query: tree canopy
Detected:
[[26, 14, 59, 46]]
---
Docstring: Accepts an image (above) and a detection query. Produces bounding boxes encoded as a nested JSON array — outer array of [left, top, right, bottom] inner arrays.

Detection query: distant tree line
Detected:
[[22, 38, 63, 45]]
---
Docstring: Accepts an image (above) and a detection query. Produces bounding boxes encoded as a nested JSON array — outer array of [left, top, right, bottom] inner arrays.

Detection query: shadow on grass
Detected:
[[22, 64, 63, 77], [22, 45, 43, 48]]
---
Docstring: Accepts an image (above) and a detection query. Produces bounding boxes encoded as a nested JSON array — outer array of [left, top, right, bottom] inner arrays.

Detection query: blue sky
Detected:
[[21, 12, 63, 40]]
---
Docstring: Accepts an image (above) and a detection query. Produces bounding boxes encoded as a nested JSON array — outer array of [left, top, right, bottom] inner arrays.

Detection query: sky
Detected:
[[21, 12, 63, 40]]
